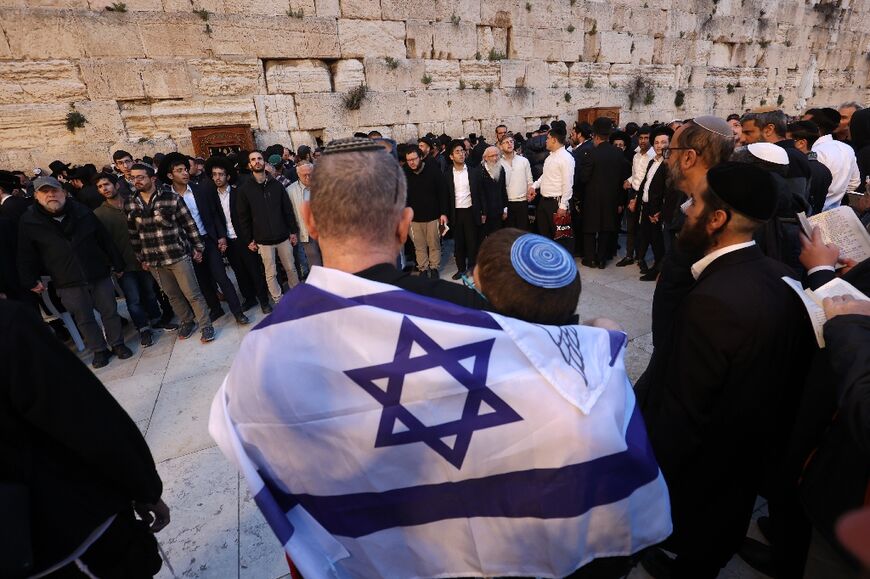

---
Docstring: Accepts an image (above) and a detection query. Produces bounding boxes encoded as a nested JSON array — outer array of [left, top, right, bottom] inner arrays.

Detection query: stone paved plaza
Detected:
[[85, 244, 770, 579]]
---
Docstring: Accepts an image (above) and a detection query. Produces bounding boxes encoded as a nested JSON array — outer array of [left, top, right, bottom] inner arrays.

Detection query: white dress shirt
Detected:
[[532, 146, 575, 210], [180, 185, 207, 236], [287, 180, 310, 243], [641, 158, 664, 203], [630, 147, 656, 191], [453, 165, 472, 209], [216, 185, 237, 239], [501, 154, 534, 202], [691, 240, 756, 279], [812, 134, 860, 210]]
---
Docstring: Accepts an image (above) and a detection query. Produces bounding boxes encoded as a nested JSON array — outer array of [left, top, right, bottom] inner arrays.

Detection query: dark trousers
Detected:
[[453, 208, 480, 272], [506, 201, 529, 230], [624, 199, 639, 259], [117, 270, 162, 330], [56, 276, 124, 353], [53, 509, 161, 578], [193, 236, 242, 315], [583, 232, 616, 264], [535, 196, 559, 239], [482, 212, 503, 238], [636, 208, 664, 268], [225, 237, 269, 306]]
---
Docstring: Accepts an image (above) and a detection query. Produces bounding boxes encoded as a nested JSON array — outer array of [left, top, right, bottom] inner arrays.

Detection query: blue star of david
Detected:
[[344, 316, 522, 469]]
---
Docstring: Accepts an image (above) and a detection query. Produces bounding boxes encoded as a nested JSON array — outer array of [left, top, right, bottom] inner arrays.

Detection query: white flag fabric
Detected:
[[209, 266, 671, 579]]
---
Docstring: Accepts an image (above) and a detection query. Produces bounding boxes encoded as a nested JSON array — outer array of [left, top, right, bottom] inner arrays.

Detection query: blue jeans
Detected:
[[118, 270, 162, 330]]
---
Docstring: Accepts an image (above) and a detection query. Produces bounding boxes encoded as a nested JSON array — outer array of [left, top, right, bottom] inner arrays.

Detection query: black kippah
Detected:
[[707, 161, 777, 221], [322, 137, 385, 156]]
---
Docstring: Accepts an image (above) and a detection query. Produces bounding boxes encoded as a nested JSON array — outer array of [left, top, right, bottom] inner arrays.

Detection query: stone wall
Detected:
[[0, 0, 868, 168]]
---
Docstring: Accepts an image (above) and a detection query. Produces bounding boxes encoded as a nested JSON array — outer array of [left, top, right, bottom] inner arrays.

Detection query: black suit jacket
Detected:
[[642, 245, 813, 556], [0, 195, 32, 222], [444, 165, 485, 226], [633, 159, 668, 217], [184, 182, 226, 241], [578, 141, 631, 232], [477, 165, 508, 218], [202, 182, 240, 240]]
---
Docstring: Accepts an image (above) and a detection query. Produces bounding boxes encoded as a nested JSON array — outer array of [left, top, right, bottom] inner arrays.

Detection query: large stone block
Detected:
[[120, 98, 258, 140], [0, 60, 87, 105], [499, 60, 527, 88], [254, 95, 299, 132], [189, 58, 266, 97], [0, 103, 79, 149], [597, 32, 634, 64], [315, 0, 340, 17], [523, 60, 550, 89], [331, 59, 367, 92], [338, 19, 405, 58], [406, 20, 435, 58], [294, 92, 349, 130], [1, 9, 83, 59], [460, 61, 501, 88], [209, 16, 340, 59], [265, 60, 332, 94], [79, 58, 193, 101], [138, 19, 210, 58], [425, 60, 461, 89], [379, 0, 437, 21], [568, 62, 611, 88], [433, 22, 478, 60], [364, 57, 426, 92], [548, 62, 570, 87], [254, 130, 293, 149], [433, 0, 480, 25], [339, 0, 381, 19]]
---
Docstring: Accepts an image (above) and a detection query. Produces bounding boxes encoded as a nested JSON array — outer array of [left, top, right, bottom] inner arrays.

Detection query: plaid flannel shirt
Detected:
[[125, 185, 204, 267]]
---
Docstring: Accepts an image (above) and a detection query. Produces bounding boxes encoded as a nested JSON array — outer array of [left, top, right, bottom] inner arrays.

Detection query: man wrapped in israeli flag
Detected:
[[210, 138, 670, 578]]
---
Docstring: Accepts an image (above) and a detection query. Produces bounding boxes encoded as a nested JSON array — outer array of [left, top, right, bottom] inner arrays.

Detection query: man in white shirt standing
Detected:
[[528, 126, 574, 240], [286, 163, 322, 276], [500, 135, 533, 230], [617, 126, 655, 267], [445, 139, 484, 280], [803, 107, 860, 211], [206, 157, 272, 314]]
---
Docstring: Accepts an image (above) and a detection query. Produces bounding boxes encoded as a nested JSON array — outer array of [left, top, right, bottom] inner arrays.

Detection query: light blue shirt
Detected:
[[180, 185, 207, 236]]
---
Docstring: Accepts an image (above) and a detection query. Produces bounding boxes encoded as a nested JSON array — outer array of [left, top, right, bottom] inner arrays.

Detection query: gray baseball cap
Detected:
[[32, 176, 64, 191]]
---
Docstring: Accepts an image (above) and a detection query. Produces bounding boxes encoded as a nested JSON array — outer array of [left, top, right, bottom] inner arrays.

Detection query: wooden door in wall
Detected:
[[577, 107, 620, 127], [190, 125, 254, 157]]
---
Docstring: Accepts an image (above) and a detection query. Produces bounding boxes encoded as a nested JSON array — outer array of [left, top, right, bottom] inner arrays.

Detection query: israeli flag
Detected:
[[209, 266, 671, 579]]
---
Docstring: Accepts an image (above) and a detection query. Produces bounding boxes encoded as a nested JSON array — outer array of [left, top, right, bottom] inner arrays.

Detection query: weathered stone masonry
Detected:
[[0, 0, 867, 167]]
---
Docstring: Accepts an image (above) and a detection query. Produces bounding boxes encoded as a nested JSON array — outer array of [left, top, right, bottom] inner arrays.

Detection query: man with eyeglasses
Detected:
[[112, 149, 136, 198], [125, 163, 216, 343]]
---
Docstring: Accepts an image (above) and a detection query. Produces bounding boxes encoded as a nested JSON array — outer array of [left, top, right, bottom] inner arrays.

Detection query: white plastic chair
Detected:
[[39, 276, 85, 352]]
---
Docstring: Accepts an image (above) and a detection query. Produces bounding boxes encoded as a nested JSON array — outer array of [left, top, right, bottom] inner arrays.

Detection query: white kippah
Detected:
[[747, 142, 789, 165]]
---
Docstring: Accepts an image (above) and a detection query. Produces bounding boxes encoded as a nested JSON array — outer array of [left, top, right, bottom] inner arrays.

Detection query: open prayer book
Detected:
[[782, 276, 870, 348], [798, 207, 870, 264]]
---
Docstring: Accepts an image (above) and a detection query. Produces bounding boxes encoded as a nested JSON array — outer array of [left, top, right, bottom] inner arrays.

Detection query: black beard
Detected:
[[677, 213, 713, 257]]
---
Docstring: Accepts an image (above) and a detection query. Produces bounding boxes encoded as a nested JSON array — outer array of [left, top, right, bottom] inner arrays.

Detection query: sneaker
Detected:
[[261, 303, 273, 314], [234, 313, 251, 325], [209, 308, 226, 323], [615, 256, 635, 267], [92, 349, 113, 369], [451, 270, 466, 281], [429, 268, 440, 279], [113, 344, 133, 359], [200, 325, 216, 343], [152, 319, 179, 331], [178, 321, 196, 340], [139, 329, 154, 348]]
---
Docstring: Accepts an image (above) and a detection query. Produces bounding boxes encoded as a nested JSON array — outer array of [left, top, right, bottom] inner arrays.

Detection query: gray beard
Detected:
[[485, 162, 501, 180]]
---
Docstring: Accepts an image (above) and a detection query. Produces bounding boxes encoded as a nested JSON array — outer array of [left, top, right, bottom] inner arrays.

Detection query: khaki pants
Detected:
[[409, 220, 441, 271], [258, 239, 298, 304], [151, 256, 211, 328]]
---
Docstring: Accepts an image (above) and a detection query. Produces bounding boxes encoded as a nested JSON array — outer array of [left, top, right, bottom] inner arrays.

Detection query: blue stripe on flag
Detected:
[[257, 406, 658, 539], [607, 330, 627, 367], [254, 485, 295, 545], [254, 282, 502, 332]]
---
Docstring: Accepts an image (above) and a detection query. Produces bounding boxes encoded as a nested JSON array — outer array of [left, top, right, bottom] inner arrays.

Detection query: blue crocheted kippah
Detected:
[[509, 234, 577, 289]]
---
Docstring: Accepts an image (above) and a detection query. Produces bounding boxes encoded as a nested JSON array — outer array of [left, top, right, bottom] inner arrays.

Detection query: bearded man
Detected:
[[478, 146, 508, 238]]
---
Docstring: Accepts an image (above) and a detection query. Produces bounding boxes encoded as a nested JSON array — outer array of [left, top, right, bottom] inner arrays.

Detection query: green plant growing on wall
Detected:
[[421, 73, 433, 85], [564, 92, 572, 102], [450, 13, 460, 24], [760, 98, 767, 106], [628, 76, 655, 109], [485, 83, 494, 93], [727, 83, 735, 94], [777, 94, 784, 106], [342, 85, 368, 110], [475, 51, 482, 60], [384, 56, 399, 69], [193, 8, 209, 20], [286, 7, 304, 17], [105, 2, 127, 11], [488, 48, 506, 61], [674, 89, 685, 107], [459, 79, 467, 90], [472, 82, 480, 89], [65, 111, 87, 133], [567, 24, 575, 32], [525, 2, 532, 11], [589, 21, 597, 34], [584, 77, 594, 89]]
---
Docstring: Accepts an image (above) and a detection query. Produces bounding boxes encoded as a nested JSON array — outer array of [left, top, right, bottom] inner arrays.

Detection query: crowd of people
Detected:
[[2, 98, 870, 578]]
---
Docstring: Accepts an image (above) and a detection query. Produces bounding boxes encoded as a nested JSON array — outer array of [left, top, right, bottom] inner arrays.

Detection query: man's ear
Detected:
[[397, 207, 414, 245], [301, 202, 318, 240]]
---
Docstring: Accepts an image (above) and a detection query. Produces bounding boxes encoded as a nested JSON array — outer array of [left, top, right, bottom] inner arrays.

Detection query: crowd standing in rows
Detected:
[[1, 100, 870, 578]]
